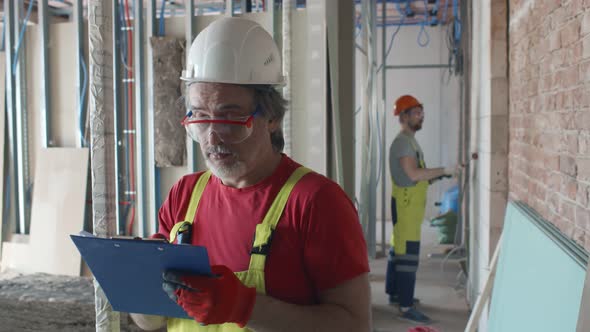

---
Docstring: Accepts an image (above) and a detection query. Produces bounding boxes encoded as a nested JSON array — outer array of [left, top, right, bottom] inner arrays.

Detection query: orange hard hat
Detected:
[[393, 95, 422, 116]]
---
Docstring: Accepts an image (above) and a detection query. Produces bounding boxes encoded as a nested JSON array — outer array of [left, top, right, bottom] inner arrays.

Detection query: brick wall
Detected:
[[509, 0, 590, 251]]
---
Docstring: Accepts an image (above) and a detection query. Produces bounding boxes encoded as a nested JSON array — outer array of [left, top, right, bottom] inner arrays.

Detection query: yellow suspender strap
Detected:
[[168, 171, 212, 244], [251, 166, 312, 253]]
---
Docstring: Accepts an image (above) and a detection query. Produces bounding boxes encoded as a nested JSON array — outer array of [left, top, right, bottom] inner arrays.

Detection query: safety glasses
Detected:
[[181, 107, 260, 144]]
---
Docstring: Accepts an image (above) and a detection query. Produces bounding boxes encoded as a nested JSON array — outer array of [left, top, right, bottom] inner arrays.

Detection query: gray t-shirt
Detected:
[[389, 132, 425, 187]]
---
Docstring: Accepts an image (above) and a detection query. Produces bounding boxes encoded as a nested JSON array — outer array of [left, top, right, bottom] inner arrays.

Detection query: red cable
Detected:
[[123, 0, 136, 236]]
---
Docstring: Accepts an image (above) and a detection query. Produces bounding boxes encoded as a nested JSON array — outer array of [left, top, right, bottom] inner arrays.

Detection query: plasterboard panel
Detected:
[[577, 261, 590, 331], [25, 22, 84, 207], [291, 5, 327, 175], [0, 241, 32, 273], [28, 148, 89, 276], [489, 202, 586, 332]]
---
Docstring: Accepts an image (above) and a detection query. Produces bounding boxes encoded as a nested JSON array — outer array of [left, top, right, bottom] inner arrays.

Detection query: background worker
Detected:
[[131, 17, 371, 332], [385, 94, 460, 324]]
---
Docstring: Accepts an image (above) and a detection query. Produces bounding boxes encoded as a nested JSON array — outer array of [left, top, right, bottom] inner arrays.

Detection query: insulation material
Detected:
[[151, 36, 186, 167]]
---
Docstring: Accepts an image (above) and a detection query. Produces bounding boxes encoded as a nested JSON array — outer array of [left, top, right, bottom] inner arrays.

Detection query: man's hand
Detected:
[[162, 265, 256, 327]]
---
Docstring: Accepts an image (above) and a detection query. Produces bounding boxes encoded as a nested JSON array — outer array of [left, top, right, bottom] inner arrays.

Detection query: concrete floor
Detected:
[[370, 223, 470, 332]]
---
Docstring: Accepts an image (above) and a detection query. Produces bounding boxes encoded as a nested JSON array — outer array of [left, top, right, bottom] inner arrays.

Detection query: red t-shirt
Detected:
[[157, 155, 369, 305]]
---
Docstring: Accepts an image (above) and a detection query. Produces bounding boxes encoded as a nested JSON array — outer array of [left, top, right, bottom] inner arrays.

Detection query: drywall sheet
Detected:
[[28, 148, 89, 276], [0, 241, 32, 273], [152, 36, 186, 167], [577, 260, 590, 331], [489, 202, 587, 332]]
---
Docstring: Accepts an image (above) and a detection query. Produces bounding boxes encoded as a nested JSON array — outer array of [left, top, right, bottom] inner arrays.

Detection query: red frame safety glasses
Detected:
[[181, 106, 261, 144]]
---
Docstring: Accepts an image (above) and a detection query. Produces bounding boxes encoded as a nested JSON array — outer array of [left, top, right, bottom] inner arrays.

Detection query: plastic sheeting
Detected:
[[151, 36, 186, 167]]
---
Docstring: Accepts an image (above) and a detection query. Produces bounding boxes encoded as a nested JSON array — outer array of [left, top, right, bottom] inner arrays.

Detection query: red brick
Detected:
[[560, 20, 581, 46], [570, 42, 584, 64], [553, 7, 568, 27], [562, 111, 577, 129], [563, 66, 580, 87], [561, 219, 576, 237], [576, 206, 590, 230], [578, 158, 590, 180], [574, 111, 590, 130], [583, 11, 590, 34], [577, 183, 590, 206], [560, 132, 579, 154], [549, 31, 562, 51], [548, 192, 561, 213], [573, 228, 586, 247], [579, 134, 590, 154], [561, 176, 579, 201], [560, 155, 578, 177], [544, 153, 560, 171], [572, 87, 590, 107], [551, 49, 565, 70], [581, 61, 590, 81], [561, 200, 577, 222], [583, 35, 590, 59], [566, 0, 584, 19]]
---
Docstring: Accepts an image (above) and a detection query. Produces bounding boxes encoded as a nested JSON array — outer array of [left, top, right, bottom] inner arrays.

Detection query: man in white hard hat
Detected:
[[131, 17, 371, 332]]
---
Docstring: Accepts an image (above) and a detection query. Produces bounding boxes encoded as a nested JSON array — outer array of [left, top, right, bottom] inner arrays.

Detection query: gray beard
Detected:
[[205, 158, 247, 180]]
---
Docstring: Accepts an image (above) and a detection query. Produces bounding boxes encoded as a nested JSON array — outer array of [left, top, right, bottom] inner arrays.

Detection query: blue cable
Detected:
[[159, 0, 166, 37], [79, 53, 88, 147], [441, 0, 449, 24], [417, 22, 430, 47], [13, 0, 35, 73]]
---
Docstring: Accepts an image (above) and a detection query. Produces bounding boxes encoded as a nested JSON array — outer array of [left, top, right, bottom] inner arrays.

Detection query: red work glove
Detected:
[[163, 265, 256, 327]]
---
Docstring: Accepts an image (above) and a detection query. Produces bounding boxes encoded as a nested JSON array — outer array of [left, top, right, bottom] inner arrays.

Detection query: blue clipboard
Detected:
[[70, 233, 211, 319]]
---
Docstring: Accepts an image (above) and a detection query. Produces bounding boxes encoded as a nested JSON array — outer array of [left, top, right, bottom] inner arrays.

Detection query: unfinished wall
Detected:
[[468, 1, 509, 330], [509, 1, 590, 251]]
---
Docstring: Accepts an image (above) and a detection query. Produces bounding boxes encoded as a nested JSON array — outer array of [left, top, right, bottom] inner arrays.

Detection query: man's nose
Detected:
[[206, 129, 223, 145]]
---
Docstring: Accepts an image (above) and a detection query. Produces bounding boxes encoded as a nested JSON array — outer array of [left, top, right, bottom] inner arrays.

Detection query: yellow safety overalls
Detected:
[[167, 166, 311, 332], [390, 140, 428, 256]]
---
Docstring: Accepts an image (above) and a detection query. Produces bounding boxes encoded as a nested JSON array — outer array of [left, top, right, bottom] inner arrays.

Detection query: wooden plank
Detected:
[[28, 148, 89, 276], [577, 261, 590, 332], [464, 233, 501, 332]]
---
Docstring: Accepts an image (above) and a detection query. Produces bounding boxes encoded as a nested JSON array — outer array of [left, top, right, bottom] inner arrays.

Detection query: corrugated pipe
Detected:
[[282, 0, 293, 156]]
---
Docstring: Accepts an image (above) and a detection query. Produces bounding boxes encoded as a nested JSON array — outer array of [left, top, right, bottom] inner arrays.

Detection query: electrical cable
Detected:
[[79, 53, 88, 146], [13, 0, 35, 73], [123, 0, 136, 236], [159, 0, 166, 37], [417, 22, 430, 47], [116, 0, 132, 234]]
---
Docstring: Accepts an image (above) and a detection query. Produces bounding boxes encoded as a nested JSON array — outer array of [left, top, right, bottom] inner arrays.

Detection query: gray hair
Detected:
[[252, 86, 287, 152]]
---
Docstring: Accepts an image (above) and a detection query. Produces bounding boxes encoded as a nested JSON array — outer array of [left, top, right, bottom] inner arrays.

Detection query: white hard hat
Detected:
[[181, 17, 284, 85]]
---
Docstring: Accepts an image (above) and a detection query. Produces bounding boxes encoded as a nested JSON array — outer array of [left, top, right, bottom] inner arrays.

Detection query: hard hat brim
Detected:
[[180, 75, 286, 86]]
